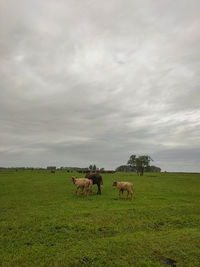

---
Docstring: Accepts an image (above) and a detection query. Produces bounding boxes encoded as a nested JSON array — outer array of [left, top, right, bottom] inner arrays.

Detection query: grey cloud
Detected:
[[0, 0, 200, 171]]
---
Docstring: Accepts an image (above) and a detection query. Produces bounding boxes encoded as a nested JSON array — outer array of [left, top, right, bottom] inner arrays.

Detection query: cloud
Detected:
[[0, 0, 200, 171]]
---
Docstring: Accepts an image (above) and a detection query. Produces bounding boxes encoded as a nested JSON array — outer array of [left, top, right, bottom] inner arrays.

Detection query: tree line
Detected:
[[116, 154, 161, 175]]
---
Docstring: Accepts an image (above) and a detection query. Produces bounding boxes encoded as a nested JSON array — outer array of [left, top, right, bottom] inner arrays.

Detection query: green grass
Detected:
[[0, 170, 200, 266]]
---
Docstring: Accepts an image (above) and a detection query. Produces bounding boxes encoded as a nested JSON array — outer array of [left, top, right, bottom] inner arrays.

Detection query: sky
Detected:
[[0, 0, 200, 172]]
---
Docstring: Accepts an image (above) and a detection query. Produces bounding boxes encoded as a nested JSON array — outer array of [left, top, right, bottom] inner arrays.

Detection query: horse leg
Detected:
[[118, 190, 121, 199], [80, 187, 84, 194], [85, 187, 89, 197], [97, 183, 101, 195], [76, 188, 79, 196]]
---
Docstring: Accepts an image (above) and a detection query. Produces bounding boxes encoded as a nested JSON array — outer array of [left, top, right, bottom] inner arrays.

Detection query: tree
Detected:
[[127, 155, 136, 171], [127, 154, 153, 176], [115, 165, 133, 172], [145, 165, 161, 172], [93, 165, 97, 171], [89, 164, 97, 172], [89, 165, 93, 171], [136, 155, 153, 176]]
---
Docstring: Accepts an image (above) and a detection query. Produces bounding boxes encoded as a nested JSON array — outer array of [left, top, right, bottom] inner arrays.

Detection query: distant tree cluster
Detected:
[[47, 166, 56, 170], [89, 164, 97, 171], [59, 165, 106, 173], [115, 165, 133, 172], [145, 165, 161, 173], [116, 154, 161, 175], [89, 165, 105, 172]]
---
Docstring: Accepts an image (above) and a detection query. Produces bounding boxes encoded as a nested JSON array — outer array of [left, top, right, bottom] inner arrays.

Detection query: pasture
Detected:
[[0, 170, 200, 266]]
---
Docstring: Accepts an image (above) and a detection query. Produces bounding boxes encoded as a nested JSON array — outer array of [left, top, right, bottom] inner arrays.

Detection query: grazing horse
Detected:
[[85, 173, 103, 195]]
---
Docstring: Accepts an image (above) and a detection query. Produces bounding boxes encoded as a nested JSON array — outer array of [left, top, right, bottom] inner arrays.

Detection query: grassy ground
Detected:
[[0, 170, 200, 266]]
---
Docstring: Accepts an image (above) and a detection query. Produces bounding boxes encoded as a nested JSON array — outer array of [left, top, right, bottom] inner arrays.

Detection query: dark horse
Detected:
[[85, 173, 103, 195]]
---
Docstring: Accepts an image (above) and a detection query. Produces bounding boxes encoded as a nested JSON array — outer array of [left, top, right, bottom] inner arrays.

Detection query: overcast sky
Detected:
[[0, 0, 200, 172]]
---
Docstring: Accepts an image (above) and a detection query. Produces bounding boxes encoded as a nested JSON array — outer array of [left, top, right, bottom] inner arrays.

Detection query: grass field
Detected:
[[0, 170, 200, 266]]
